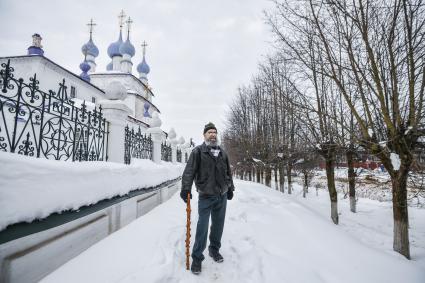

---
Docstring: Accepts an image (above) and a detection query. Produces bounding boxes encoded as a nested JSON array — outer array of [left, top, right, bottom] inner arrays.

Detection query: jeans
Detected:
[[192, 193, 227, 261]]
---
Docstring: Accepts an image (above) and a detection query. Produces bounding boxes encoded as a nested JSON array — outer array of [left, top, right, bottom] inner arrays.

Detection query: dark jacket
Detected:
[[181, 143, 235, 196]]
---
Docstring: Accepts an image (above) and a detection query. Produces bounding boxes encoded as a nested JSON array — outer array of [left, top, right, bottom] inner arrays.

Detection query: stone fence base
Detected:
[[0, 178, 181, 283]]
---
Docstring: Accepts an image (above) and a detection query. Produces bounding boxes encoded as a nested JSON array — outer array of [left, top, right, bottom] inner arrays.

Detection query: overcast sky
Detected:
[[0, 0, 274, 145]]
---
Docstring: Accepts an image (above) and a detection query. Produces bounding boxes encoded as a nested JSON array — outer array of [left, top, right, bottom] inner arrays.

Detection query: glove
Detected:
[[180, 190, 192, 203], [227, 190, 234, 200]]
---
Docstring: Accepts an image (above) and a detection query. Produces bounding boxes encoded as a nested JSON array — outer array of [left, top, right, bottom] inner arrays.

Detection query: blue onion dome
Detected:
[[119, 38, 135, 57], [107, 31, 123, 58], [79, 61, 90, 82], [137, 57, 150, 74], [106, 61, 113, 71], [81, 38, 99, 57], [79, 61, 90, 73]]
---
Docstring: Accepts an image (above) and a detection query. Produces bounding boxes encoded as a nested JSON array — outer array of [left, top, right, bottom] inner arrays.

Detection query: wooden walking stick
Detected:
[[185, 192, 191, 270]]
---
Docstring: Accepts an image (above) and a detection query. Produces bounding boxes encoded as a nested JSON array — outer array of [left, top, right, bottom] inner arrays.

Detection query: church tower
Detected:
[[137, 41, 150, 85], [119, 17, 135, 73], [107, 10, 126, 71], [27, 33, 44, 56], [81, 19, 99, 73]]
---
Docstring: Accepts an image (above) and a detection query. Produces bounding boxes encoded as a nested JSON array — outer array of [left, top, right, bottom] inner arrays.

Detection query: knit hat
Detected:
[[203, 122, 217, 134]]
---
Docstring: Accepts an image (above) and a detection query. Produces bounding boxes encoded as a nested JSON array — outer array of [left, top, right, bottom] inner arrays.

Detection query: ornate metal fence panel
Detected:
[[161, 142, 172, 162], [177, 149, 182, 162], [124, 125, 153, 164], [0, 60, 108, 161]]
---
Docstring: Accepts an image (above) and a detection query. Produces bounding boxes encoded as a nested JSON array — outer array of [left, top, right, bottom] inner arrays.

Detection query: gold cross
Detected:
[[126, 17, 133, 36], [118, 10, 126, 28], [87, 18, 96, 39], [141, 41, 148, 56]]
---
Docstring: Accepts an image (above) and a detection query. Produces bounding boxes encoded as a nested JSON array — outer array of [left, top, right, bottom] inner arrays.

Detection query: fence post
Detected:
[[168, 128, 178, 164], [180, 141, 191, 163], [177, 145, 182, 163], [147, 111, 163, 164], [171, 143, 177, 163], [100, 82, 131, 163], [186, 144, 194, 163], [178, 137, 186, 163]]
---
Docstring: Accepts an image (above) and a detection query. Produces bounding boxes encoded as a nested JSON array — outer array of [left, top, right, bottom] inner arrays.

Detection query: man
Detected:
[[180, 122, 235, 275]]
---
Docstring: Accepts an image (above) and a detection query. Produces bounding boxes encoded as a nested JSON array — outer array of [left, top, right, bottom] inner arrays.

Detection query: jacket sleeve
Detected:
[[181, 148, 199, 192], [226, 154, 235, 191]]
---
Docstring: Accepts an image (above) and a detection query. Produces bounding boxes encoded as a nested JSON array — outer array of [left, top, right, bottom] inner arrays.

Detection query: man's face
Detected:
[[204, 129, 217, 143]]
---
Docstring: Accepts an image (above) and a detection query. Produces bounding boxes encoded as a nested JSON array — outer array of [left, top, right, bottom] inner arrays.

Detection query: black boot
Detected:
[[209, 249, 224, 263], [191, 259, 202, 275]]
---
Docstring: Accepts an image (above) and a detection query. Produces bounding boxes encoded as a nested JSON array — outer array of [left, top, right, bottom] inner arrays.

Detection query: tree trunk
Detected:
[[325, 155, 338, 224], [261, 169, 264, 184], [346, 148, 356, 213], [256, 167, 261, 183], [279, 164, 285, 193], [265, 166, 272, 187], [274, 168, 278, 190], [248, 169, 252, 181], [391, 169, 410, 259], [287, 164, 293, 194], [303, 171, 308, 198]]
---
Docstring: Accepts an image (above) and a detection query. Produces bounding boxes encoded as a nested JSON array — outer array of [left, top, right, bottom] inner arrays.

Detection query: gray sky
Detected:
[[0, 0, 273, 145]]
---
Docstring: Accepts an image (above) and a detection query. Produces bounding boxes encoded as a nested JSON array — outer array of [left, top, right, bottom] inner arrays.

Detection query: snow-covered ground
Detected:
[[41, 179, 425, 283], [0, 152, 184, 231]]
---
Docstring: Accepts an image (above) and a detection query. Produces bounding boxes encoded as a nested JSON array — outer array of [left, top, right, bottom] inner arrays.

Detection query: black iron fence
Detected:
[[124, 125, 153, 164], [161, 142, 172, 162], [177, 148, 182, 162], [0, 60, 108, 161]]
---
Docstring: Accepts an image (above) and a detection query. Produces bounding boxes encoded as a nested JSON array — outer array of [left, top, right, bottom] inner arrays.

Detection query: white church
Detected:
[[0, 11, 192, 164]]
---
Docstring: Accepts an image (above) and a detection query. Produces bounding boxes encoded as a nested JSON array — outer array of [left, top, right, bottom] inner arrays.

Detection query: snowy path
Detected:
[[41, 180, 425, 283]]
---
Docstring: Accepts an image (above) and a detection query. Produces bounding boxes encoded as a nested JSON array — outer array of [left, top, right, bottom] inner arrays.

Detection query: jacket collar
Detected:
[[200, 142, 222, 158], [200, 142, 220, 152]]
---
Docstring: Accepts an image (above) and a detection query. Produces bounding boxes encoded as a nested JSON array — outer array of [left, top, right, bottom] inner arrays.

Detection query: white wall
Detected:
[[0, 56, 104, 103], [0, 181, 180, 283]]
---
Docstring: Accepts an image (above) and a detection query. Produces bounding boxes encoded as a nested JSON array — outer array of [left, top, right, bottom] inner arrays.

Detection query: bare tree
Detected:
[[267, 0, 425, 259], [295, 150, 321, 197]]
